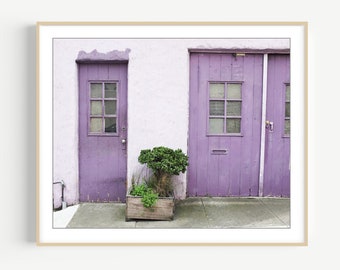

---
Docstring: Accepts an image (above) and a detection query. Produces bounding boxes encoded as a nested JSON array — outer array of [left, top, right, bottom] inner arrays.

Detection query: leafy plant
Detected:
[[141, 190, 158, 208], [130, 183, 158, 208], [130, 183, 146, 196], [138, 146, 189, 197]]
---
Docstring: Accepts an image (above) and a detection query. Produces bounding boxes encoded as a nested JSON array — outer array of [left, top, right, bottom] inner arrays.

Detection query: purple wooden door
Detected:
[[188, 53, 263, 196], [78, 63, 127, 202], [263, 54, 290, 196]]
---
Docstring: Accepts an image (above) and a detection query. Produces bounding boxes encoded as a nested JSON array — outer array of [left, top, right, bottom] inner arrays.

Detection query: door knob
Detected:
[[121, 139, 126, 144]]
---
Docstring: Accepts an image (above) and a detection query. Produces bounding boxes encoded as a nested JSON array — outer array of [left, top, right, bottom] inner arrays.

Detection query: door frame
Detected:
[[187, 49, 290, 197]]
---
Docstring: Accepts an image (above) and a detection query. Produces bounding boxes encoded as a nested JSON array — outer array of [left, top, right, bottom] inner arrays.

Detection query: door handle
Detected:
[[121, 139, 126, 144], [265, 121, 274, 132]]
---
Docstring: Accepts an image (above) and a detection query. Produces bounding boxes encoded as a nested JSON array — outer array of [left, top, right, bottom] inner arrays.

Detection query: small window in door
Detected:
[[208, 82, 242, 135], [89, 82, 118, 135], [284, 84, 290, 136]]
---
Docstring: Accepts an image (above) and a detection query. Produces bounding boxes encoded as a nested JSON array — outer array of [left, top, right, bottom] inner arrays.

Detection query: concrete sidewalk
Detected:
[[53, 197, 290, 229]]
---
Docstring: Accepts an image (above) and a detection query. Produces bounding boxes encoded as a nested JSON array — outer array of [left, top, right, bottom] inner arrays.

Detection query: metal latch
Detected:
[[265, 120, 274, 132]]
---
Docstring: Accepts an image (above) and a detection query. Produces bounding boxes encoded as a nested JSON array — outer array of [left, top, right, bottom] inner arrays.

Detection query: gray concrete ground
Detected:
[[53, 197, 290, 229]]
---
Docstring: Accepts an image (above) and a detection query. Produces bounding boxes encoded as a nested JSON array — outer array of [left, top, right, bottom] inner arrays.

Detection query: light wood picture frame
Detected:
[[36, 22, 308, 246]]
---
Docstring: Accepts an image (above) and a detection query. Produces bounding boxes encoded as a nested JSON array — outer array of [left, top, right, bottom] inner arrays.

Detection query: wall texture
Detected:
[[53, 38, 290, 206]]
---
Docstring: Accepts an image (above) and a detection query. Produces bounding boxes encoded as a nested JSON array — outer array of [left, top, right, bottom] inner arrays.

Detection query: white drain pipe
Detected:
[[53, 180, 67, 210], [259, 54, 268, 197]]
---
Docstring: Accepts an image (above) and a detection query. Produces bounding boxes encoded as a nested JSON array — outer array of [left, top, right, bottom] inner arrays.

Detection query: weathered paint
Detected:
[[78, 63, 128, 202], [188, 53, 263, 196], [263, 54, 290, 196], [76, 49, 130, 63], [53, 39, 290, 207]]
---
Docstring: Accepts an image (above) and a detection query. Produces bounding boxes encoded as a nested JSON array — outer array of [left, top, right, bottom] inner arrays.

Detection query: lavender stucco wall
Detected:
[[53, 39, 289, 207]]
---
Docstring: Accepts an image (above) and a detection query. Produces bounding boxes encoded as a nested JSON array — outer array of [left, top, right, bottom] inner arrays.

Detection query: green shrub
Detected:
[[130, 183, 158, 208], [141, 191, 158, 208], [138, 146, 189, 197]]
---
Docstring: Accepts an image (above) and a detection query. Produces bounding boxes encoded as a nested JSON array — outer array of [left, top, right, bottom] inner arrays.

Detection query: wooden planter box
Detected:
[[125, 195, 175, 221]]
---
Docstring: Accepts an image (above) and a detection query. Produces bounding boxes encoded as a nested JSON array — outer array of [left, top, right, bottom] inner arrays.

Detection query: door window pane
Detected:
[[90, 83, 102, 98], [209, 101, 225, 116], [104, 100, 117, 115], [227, 101, 241, 116], [226, 119, 241, 133], [90, 118, 102, 132], [90, 101, 102, 115], [209, 83, 225, 98], [285, 85, 290, 101], [285, 102, 290, 117], [284, 84, 290, 135], [284, 120, 290, 135], [105, 117, 116, 133], [227, 83, 242, 99], [105, 83, 117, 98], [209, 118, 224, 133]]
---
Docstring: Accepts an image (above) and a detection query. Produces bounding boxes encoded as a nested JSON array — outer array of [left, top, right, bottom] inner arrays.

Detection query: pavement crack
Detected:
[[259, 199, 288, 226], [201, 198, 210, 227]]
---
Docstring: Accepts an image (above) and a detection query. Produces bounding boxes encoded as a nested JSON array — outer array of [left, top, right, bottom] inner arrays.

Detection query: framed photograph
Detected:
[[36, 22, 308, 245]]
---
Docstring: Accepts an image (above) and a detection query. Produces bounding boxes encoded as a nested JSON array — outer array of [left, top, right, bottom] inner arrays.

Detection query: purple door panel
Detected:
[[263, 55, 290, 197], [78, 63, 127, 202], [188, 53, 263, 197], [189, 52, 291, 198]]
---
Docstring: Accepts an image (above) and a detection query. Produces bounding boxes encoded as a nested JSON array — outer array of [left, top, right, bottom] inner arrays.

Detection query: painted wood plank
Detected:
[[188, 53, 199, 196], [251, 54, 264, 196], [231, 55, 244, 81], [207, 54, 222, 196], [196, 53, 210, 195], [240, 55, 255, 195], [219, 54, 232, 196]]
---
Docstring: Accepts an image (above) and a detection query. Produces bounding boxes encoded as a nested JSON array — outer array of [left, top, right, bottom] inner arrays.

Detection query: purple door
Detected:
[[188, 53, 263, 196], [263, 54, 290, 196], [78, 63, 127, 202]]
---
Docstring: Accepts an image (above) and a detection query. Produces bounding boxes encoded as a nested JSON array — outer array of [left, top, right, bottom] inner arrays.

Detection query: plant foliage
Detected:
[[138, 146, 189, 197], [130, 183, 158, 208]]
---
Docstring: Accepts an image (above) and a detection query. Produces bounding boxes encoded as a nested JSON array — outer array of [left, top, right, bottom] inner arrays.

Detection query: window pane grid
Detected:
[[89, 82, 118, 134], [208, 82, 242, 134], [284, 84, 290, 135]]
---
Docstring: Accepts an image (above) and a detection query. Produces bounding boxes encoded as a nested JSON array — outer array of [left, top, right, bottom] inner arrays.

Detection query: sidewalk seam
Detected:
[[201, 198, 211, 228], [259, 199, 288, 226]]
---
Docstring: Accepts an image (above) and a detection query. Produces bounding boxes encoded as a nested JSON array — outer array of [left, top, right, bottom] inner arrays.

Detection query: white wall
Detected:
[[53, 38, 289, 205]]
